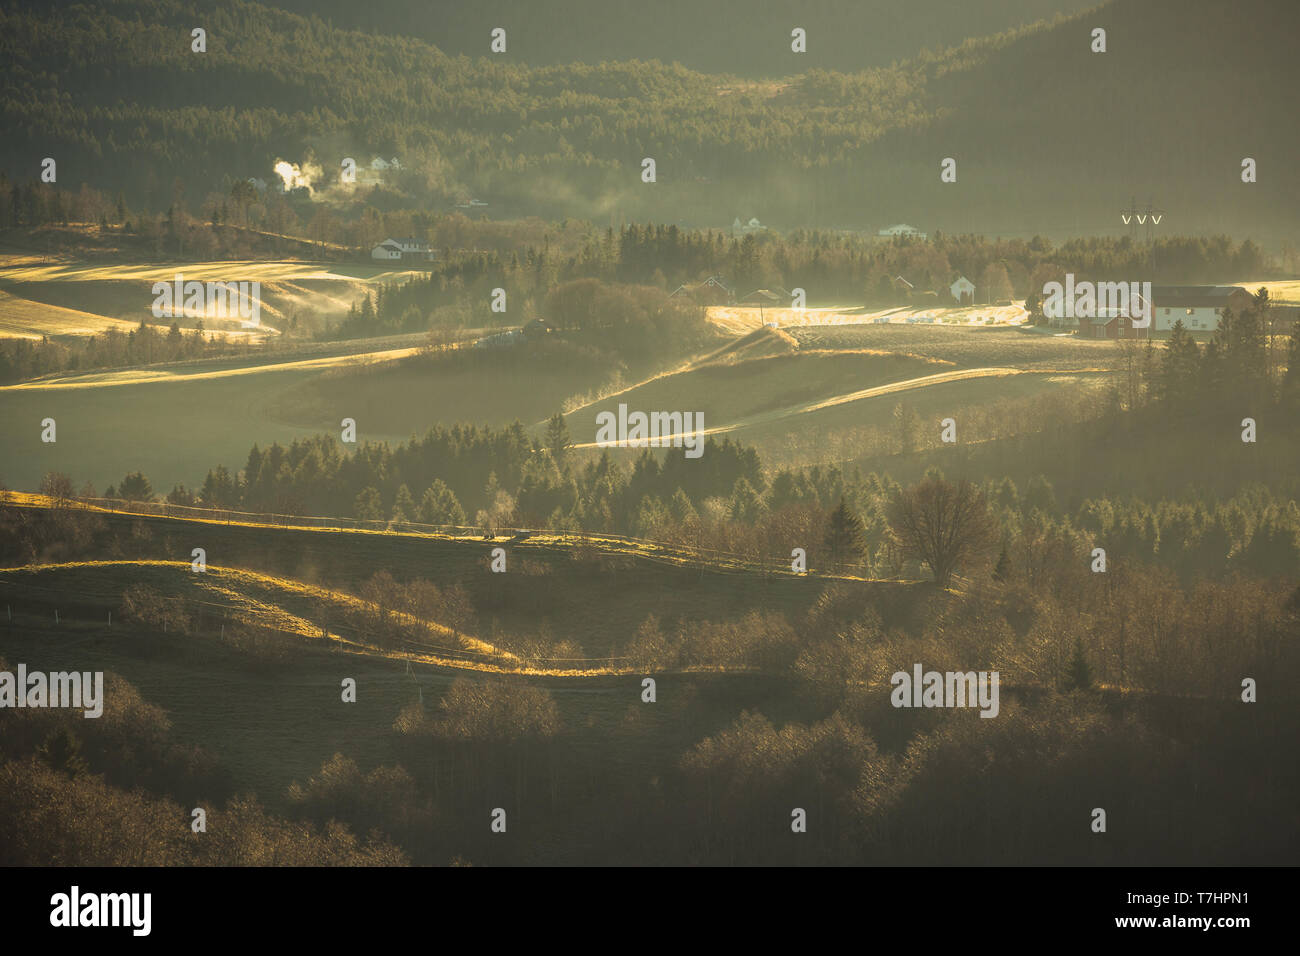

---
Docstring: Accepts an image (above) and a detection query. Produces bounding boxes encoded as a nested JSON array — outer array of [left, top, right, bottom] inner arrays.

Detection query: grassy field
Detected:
[[270, 346, 620, 434], [0, 499, 929, 659], [562, 330, 1110, 466], [0, 340, 618, 491], [564, 348, 949, 438], [1237, 279, 1300, 303], [0, 356, 354, 492], [705, 301, 1029, 334], [0, 315, 1121, 492], [722, 369, 1108, 466], [0, 255, 424, 337], [0, 287, 142, 339], [788, 323, 1118, 370]]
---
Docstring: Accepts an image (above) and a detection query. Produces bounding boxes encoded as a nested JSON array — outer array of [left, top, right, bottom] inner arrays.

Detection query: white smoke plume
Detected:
[[273, 158, 322, 193]]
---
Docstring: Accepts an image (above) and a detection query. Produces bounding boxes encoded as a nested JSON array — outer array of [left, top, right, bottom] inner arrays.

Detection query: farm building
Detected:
[[1151, 286, 1253, 333], [950, 275, 975, 304], [740, 287, 794, 306], [670, 274, 736, 305], [878, 224, 927, 240], [370, 237, 435, 262], [1077, 312, 1151, 340]]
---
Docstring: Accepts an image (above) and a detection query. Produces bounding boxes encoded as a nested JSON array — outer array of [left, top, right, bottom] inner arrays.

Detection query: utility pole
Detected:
[[1142, 198, 1164, 277], [1121, 197, 1140, 241]]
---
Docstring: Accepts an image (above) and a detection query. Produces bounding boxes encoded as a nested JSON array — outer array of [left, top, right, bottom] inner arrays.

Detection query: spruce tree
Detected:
[[1062, 637, 1094, 691], [545, 412, 572, 468], [38, 726, 88, 777], [992, 544, 1010, 582], [391, 484, 415, 525], [824, 497, 866, 569]]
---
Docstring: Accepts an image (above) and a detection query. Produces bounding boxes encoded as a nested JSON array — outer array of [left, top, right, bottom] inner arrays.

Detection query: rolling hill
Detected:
[[258, 0, 1096, 75], [1, 0, 1295, 237]]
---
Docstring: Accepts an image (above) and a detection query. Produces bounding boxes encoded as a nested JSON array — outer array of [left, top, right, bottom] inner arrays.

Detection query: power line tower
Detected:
[[1122, 197, 1164, 273], [1140, 198, 1164, 245], [404, 657, 422, 704], [1121, 197, 1140, 241], [1141, 198, 1164, 275]]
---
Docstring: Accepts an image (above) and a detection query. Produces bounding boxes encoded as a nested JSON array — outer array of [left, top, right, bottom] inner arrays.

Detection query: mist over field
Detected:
[[0, 0, 1297, 885]]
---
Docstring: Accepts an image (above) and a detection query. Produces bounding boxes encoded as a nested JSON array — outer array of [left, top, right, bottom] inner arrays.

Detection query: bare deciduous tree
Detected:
[[886, 476, 998, 588]]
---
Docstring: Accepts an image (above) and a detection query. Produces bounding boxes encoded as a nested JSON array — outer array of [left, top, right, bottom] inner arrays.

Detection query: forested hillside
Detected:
[[257, 0, 1095, 75], [2, 0, 1296, 237]]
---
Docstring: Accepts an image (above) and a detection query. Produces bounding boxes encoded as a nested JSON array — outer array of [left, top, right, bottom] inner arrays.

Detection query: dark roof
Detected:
[[1152, 286, 1248, 308]]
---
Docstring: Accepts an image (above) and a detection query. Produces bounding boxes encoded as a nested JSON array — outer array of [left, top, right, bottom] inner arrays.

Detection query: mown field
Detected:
[[270, 344, 621, 435], [0, 255, 423, 337], [0, 287, 141, 339], [0, 357, 352, 492], [563, 348, 950, 439], [0, 319, 1120, 491], [788, 324, 1118, 370]]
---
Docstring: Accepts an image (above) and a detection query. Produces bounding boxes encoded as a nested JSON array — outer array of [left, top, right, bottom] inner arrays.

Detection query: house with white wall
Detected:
[[949, 275, 975, 304], [1151, 286, 1252, 333], [878, 224, 927, 240], [371, 237, 435, 262]]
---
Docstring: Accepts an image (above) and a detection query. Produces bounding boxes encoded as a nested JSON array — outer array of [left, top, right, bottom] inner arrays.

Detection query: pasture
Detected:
[[0, 255, 423, 338]]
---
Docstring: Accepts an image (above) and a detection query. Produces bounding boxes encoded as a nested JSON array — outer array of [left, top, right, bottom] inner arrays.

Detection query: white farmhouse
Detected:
[[370, 237, 435, 262], [1151, 286, 1253, 333], [950, 275, 975, 304], [878, 224, 927, 240]]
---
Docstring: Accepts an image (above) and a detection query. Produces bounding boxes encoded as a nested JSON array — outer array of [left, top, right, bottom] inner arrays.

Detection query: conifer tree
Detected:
[[824, 497, 866, 569], [391, 484, 415, 525], [1062, 636, 1094, 691], [992, 544, 1011, 582], [544, 412, 572, 468]]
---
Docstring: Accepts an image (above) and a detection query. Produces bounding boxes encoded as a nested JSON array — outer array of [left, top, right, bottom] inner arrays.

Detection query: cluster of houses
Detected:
[[669, 273, 984, 310], [890, 274, 984, 306], [668, 275, 799, 308]]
